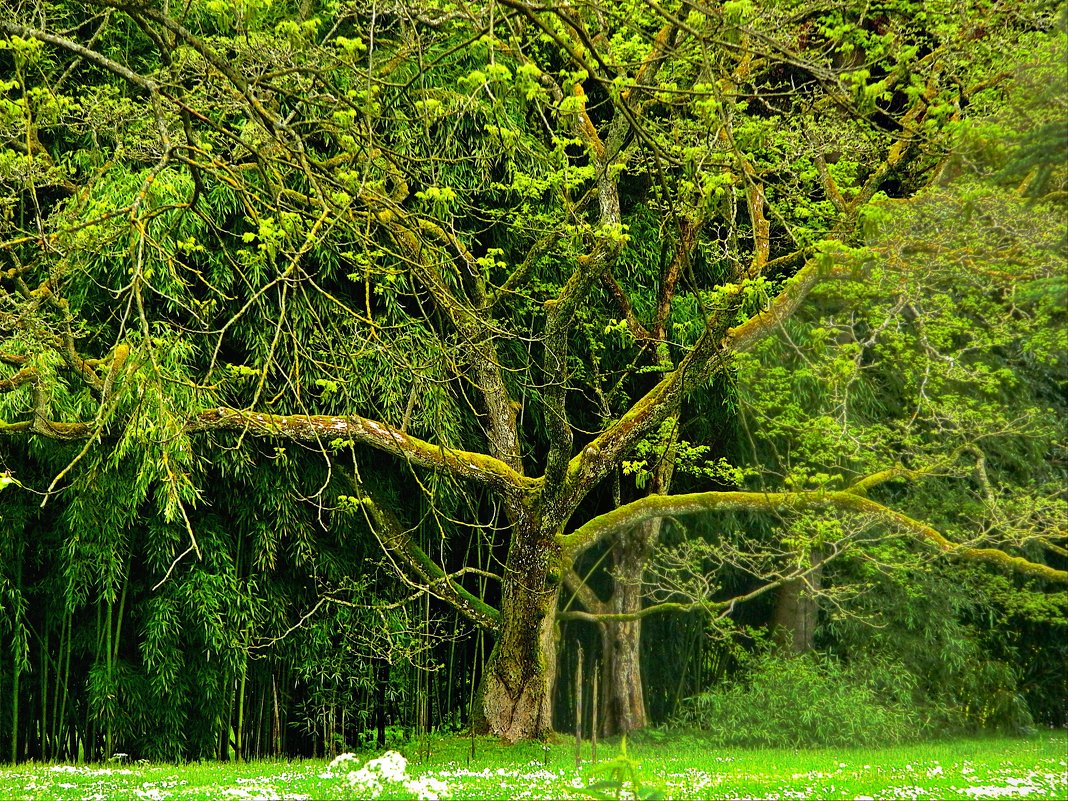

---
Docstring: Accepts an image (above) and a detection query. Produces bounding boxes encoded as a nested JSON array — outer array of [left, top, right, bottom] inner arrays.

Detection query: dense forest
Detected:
[[0, 0, 1065, 762]]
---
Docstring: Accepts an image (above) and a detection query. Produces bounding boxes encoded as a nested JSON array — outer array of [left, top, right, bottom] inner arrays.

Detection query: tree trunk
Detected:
[[771, 559, 822, 653], [475, 521, 561, 742], [597, 415, 676, 737], [598, 527, 650, 736]]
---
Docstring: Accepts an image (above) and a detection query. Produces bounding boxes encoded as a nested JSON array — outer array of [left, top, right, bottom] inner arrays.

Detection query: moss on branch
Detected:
[[557, 487, 1067, 583], [190, 407, 533, 494]]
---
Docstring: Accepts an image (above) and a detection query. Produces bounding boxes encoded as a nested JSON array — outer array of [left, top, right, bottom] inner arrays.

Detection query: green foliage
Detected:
[[584, 736, 665, 800], [671, 649, 919, 748], [823, 545, 1060, 734]]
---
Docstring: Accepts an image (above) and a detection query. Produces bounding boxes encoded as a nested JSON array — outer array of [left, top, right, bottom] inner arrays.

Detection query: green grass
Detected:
[[1, 731, 1064, 800]]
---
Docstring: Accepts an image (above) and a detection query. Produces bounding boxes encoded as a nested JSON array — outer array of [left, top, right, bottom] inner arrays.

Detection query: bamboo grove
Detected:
[[0, 0, 1065, 760]]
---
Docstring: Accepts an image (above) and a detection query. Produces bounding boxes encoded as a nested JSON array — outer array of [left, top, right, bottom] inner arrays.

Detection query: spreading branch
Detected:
[[557, 487, 1066, 583]]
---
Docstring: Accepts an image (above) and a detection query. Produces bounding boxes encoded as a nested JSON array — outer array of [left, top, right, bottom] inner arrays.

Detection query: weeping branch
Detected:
[[0, 395, 535, 496]]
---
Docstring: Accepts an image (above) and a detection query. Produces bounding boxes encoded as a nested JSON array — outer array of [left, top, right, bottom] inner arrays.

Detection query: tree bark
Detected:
[[474, 519, 561, 742], [771, 558, 822, 654], [598, 418, 675, 737], [598, 527, 651, 735]]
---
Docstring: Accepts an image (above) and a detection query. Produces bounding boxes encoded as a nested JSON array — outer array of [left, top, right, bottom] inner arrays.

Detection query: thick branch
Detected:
[[832, 493, 1066, 583], [560, 258, 840, 510], [557, 488, 1066, 583], [0, 20, 159, 93], [720, 258, 839, 355], [0, 367, 38, 393], [367, 196, 524, 475], [189, 407, 535, 495], [653, 219, 701, 340], [561, 566, 607, 616], [602, 270, 651, 341], [540, 183, 625, 500], [355, 492, 501, 630], [557, 552, 832, 623]]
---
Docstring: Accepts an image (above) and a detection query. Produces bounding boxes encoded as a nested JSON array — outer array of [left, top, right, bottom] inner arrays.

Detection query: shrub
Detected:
[[671, 650, 919, 748]]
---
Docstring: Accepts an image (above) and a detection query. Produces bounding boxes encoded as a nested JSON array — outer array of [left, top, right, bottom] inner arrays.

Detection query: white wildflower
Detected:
[[403, 775, 450, 800], [366, 750, 408, 782], [329, 752, 362, 769], [963, 786, 1037, 798], [346, 766, 383, 796]]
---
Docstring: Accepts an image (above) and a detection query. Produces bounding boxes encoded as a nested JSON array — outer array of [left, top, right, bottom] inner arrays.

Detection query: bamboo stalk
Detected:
[[271, 672, 281, 758], [254, 684, 265, 759], [40, 610, 49, 760], [60, 616, 72, 761], [50, 613, 62, 759], [10, 639, 20, 764], [574, 644, 583, 768], [105, 599, 113, 760], [11, 557, 22, 764], [9, 666, 18, 764], [236, 658, 247, 762], [591, 663, 598, 764], [113, 571, 128, 666]]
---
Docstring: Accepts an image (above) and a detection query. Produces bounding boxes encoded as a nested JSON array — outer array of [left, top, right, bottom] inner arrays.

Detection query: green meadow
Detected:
[[2, 731, 1064, 800]]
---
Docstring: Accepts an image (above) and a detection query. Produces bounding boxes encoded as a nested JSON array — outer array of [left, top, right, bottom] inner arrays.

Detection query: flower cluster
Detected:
[[322, 751, 450, 800]]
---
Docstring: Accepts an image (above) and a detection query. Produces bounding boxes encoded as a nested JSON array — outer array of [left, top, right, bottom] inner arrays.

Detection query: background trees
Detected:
[[0, 0, 1064, 757]]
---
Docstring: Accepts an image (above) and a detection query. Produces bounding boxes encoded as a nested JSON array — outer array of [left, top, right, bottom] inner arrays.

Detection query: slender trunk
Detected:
[[10, 557, 22, 764], [574, 645, 583, 767], [9, 644, 19, 765], [475, 518, 561, 741], [40, 610, 48, 761], [105, 599, 113, 760], [375, 660, 387, 748], [254, 685, 265, 760], [113, 575, 128, 666], [60, 617, 72, 761], [599, 413, 677, 736], [220, 676, 236, 761], [599, 525, 650, 736], [590, 663, 598, 762], [106, 571, 128, 761], [271, 672, 281, 758], [771, 556, 823, 653], [236, 659, 247, 762], [50, 613, 64, 760]]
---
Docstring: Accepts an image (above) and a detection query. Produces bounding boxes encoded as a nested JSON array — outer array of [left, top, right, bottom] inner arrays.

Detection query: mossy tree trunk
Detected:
[[475, 517, 562, 742]]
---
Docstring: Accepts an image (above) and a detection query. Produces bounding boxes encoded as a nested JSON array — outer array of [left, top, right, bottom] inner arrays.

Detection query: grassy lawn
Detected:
[[0, 731, 1064, 800]]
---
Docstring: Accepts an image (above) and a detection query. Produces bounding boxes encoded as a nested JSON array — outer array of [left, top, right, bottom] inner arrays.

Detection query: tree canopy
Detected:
[[0, 0, 1064, 755]]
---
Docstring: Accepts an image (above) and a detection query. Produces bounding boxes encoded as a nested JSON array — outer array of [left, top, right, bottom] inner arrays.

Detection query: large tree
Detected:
[[1, 0, 1064, 743]]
